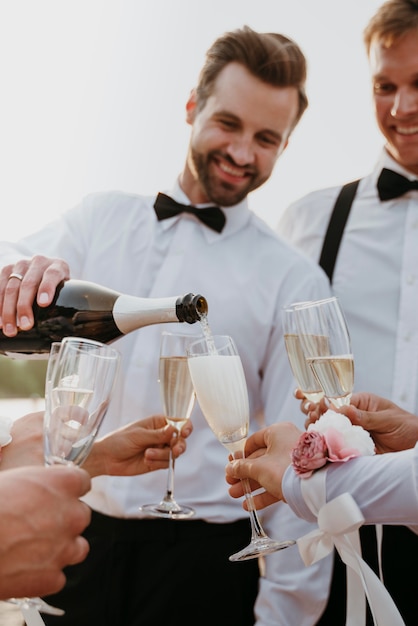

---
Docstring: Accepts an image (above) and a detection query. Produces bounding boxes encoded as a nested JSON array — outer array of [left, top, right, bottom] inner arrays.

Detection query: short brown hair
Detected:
[[364, 0, 418, 54], [196, 25, 308, 132]]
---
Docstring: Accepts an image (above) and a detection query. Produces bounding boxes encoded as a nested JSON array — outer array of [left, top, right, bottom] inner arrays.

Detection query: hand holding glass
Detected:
[[294, 297, 354, 408], [44, 337, 121, 466], [187, 334, 295, 561]]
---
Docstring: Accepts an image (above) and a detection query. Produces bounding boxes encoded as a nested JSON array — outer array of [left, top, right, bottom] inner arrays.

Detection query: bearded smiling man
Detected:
[[0, 26, 331, 626]]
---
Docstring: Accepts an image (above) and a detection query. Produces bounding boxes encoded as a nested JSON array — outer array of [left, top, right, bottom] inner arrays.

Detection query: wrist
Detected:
[[83, 440, 105, 477]]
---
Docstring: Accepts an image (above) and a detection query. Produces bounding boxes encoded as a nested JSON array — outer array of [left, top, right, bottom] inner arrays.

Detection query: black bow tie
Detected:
[[154, 193, 226, 233], [377, 168, 418, 201]]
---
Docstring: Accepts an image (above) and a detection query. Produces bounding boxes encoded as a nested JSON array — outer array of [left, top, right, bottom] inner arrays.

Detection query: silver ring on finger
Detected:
[[8, 273, 24, 281]]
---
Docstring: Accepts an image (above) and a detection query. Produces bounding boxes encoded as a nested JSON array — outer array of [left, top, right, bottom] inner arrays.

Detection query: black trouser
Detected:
[[42, 510, 260, 626], [316, 525, 418, 625]]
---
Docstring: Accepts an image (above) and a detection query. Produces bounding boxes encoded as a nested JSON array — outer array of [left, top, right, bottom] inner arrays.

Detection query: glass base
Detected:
[[139, 501, 195, 520], [229, 537, 296, 562]]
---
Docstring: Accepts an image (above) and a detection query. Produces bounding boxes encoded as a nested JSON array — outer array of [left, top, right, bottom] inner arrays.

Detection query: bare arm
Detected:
[[1, 412, 44, 469], [2, 411, 192, 477], [84, 416, 192, 477]]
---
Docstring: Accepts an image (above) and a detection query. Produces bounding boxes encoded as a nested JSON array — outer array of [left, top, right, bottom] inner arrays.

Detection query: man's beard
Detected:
[[191, 149, 265, 207]]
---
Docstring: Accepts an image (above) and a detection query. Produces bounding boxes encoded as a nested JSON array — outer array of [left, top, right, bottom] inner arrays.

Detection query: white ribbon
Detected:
[[14, 596, 64, 626], [20, 607, 46, 626], [298, 470, 405, 626]]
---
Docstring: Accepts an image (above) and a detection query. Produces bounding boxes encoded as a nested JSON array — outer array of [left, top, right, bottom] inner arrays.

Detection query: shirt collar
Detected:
[[157, 179, 252, 241], [373, 148, 418, 184]]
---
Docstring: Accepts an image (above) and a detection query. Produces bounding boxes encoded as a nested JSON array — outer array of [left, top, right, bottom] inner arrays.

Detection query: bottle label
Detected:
[[113, 295, 179, 333]]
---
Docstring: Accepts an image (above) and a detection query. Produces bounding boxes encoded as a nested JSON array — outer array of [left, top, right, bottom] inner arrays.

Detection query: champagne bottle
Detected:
[[0, 279, 208, 357]]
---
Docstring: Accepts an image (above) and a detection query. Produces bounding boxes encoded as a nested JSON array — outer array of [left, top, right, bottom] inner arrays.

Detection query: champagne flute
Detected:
[[294, 297, 354, 407], [6, 343, 67, 620], [7, 338, 120, 619], [44, 341, 61, 400], [44, 336, 121, 467], [139, 331, 198, 519], [282, 303, 324, 404], [187, 334, 295, 562]]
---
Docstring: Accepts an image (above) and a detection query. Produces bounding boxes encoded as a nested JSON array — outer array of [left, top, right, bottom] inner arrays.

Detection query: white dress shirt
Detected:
[[278, 148, 418, 414], [282, 444, 418, 528], [0, 180, 333, 625]]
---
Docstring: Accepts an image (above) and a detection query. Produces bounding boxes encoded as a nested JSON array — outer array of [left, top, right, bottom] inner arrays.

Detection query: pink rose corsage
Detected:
[[291, 410, 376, 478]]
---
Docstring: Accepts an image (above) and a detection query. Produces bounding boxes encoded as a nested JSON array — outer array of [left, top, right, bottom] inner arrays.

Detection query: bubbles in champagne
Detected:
[[198, 312, 217, 355]]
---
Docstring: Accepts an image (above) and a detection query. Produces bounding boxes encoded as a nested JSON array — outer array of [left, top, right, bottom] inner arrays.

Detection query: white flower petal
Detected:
[[0, 415, 13, 446], [308, 409, 375, 456]]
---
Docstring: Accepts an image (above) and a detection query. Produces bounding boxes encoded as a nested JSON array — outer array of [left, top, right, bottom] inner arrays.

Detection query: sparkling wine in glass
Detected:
[[44, 337, 121, 467], [294, 297, 354, 408], [139, 331, 198, 519], [187, 334, 295, 562], [282, 303, 324, 404]]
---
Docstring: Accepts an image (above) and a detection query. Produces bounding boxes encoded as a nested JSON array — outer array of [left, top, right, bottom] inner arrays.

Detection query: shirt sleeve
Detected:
[[0, 196, 90, 273], [282, 444, 418, 526]]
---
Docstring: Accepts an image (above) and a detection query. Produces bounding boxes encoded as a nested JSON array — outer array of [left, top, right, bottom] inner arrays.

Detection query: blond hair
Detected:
[[364, 0, 418, 53]]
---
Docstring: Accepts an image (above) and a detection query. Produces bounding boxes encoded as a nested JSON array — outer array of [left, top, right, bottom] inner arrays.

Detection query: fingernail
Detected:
[[38, 292, 49, 305], [19, 316, 31, 330]]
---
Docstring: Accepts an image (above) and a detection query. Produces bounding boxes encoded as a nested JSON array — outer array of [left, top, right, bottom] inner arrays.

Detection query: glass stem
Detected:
[[231, 449, 268, 541], [164, 448, 175, 501], [162, 428, 179, 504], [241, 477, 269, 540]]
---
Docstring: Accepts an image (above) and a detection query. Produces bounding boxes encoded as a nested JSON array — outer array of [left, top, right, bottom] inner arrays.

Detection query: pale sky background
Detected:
[[1, 0, 384, 241]]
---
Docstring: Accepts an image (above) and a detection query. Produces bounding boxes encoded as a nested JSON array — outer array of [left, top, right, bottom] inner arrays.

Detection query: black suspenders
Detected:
[[318, 179, 361, 283]]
